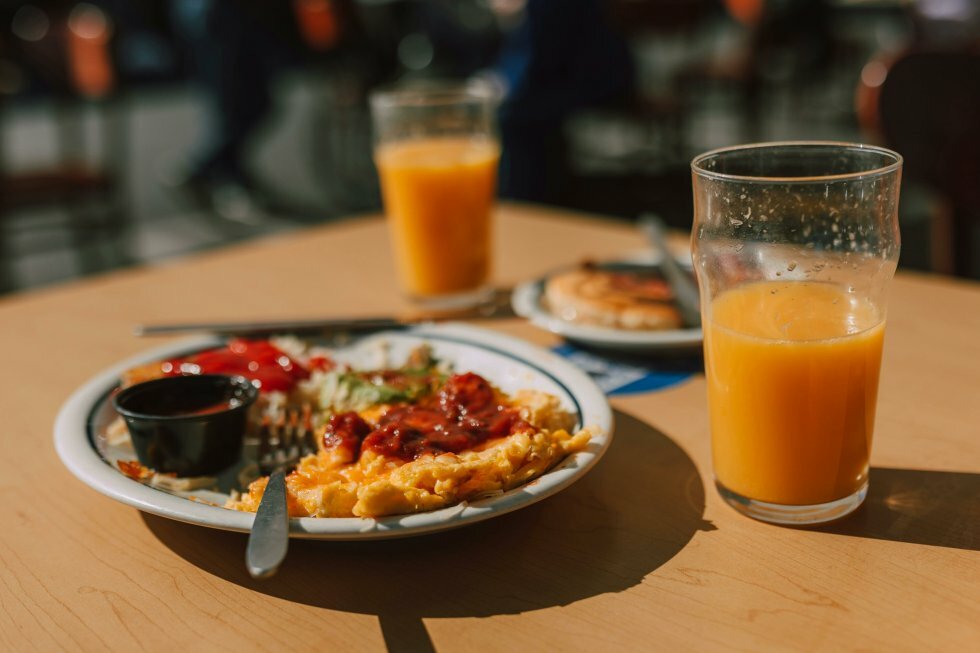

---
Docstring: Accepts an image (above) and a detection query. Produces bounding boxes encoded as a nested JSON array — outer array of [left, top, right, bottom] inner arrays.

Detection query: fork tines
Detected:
[[256, 404, 318, 474]]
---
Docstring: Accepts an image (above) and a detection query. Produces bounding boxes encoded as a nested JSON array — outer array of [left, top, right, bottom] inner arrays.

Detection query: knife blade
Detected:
[[134, 289, 516, 337]]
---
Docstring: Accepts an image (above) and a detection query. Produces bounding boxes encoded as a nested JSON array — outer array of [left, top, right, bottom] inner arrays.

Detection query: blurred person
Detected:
[[170, 0, 302, 222], [485, 0, 634, 203]]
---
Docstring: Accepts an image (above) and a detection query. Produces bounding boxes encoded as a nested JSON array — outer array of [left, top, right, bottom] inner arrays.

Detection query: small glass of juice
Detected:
[[370, 81, 501, 308], [691, 142, 903, 525]]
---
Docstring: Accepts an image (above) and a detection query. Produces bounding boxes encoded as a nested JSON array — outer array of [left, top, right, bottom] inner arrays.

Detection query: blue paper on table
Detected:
[[550, 344, 696, 396]]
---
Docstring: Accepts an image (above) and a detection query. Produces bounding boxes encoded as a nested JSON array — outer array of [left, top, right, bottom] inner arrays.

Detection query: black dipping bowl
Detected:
[[112, 374, 258, 477]]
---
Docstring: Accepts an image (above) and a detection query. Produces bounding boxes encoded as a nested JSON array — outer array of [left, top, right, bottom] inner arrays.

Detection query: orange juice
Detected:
[[704, 281, 885, 505], [375, 137, 499, 298]]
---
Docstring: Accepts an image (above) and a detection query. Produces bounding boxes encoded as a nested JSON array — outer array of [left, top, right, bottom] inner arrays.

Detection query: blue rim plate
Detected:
[[53, 323, 614, 540]]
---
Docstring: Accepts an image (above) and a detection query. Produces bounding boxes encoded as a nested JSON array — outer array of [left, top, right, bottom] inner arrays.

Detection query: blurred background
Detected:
[[1, 0, 978, 296]]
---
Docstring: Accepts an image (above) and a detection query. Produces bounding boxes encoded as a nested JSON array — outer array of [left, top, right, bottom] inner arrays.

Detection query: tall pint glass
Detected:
[[691, 142, 902, 525], [370, 81, 500, 308]]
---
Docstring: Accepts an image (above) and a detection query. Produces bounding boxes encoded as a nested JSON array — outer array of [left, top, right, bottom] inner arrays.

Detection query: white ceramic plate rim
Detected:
[[54, 323, 613, 540]]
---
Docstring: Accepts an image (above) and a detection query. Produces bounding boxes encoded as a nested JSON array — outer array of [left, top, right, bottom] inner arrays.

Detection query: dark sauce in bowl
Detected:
[[113, 374, 258, 477]]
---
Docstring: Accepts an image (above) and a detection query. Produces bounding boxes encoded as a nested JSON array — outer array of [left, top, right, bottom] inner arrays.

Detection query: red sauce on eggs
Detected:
[[323, 372, 531, 461], [323, 412, 372, 459]]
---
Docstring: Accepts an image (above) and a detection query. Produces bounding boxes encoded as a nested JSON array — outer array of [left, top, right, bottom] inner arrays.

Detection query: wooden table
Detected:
[[1, 204, 977, 652]]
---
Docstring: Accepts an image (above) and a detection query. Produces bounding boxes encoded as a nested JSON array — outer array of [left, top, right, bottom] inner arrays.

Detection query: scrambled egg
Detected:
[[227, 390, 591, 518]]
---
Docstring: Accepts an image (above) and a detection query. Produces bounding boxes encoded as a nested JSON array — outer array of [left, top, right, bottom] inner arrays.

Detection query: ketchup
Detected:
[[323, 412, 372, 460], [161, 339, 321, 393], [323, 372, 531, 461]]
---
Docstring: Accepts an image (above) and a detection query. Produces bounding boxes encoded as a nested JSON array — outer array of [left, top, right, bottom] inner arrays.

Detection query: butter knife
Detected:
[[134, 290, 515, 337], [245, 469, 288, 579], [135, 316, 405, 338]]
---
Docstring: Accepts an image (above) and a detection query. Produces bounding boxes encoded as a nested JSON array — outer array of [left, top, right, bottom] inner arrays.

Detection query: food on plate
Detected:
[[120, 337, 333, 394], [544, 262, 683, 330], [229, 371, 589, 518], [110, 338, 593, 519], [115, 337, 332, 444]]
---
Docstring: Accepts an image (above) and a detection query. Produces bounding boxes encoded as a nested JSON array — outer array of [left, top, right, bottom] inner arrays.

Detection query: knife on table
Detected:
[[133, 289, 516, 337]]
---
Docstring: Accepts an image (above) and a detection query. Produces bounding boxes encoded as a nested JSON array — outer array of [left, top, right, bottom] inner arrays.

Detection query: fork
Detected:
[[245, 406, 317, 579]]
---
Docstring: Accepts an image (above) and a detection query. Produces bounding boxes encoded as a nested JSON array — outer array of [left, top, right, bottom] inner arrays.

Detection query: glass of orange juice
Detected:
[[692, 142, 903, 525], [370, 81, 501, 308]]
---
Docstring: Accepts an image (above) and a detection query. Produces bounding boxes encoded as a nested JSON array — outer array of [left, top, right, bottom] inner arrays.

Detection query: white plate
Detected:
[[512, 256, 703, 352], [54, 323, 613, 540]]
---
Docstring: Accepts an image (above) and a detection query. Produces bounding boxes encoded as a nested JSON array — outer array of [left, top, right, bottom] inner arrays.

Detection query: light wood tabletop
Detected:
[[1, 203, 977, 652]]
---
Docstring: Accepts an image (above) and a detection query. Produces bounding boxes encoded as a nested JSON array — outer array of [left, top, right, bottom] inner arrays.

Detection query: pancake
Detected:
[[544, 265, 683, 330]]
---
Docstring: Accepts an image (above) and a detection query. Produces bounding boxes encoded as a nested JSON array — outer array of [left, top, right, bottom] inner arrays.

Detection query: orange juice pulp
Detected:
[[704, 281, 885, 505], [375, 137, 500, 297]]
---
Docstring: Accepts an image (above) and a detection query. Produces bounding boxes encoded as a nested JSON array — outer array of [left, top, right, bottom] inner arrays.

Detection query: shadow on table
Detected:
[[142, 409, 713, 653], [814, 467, 979, 552]]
